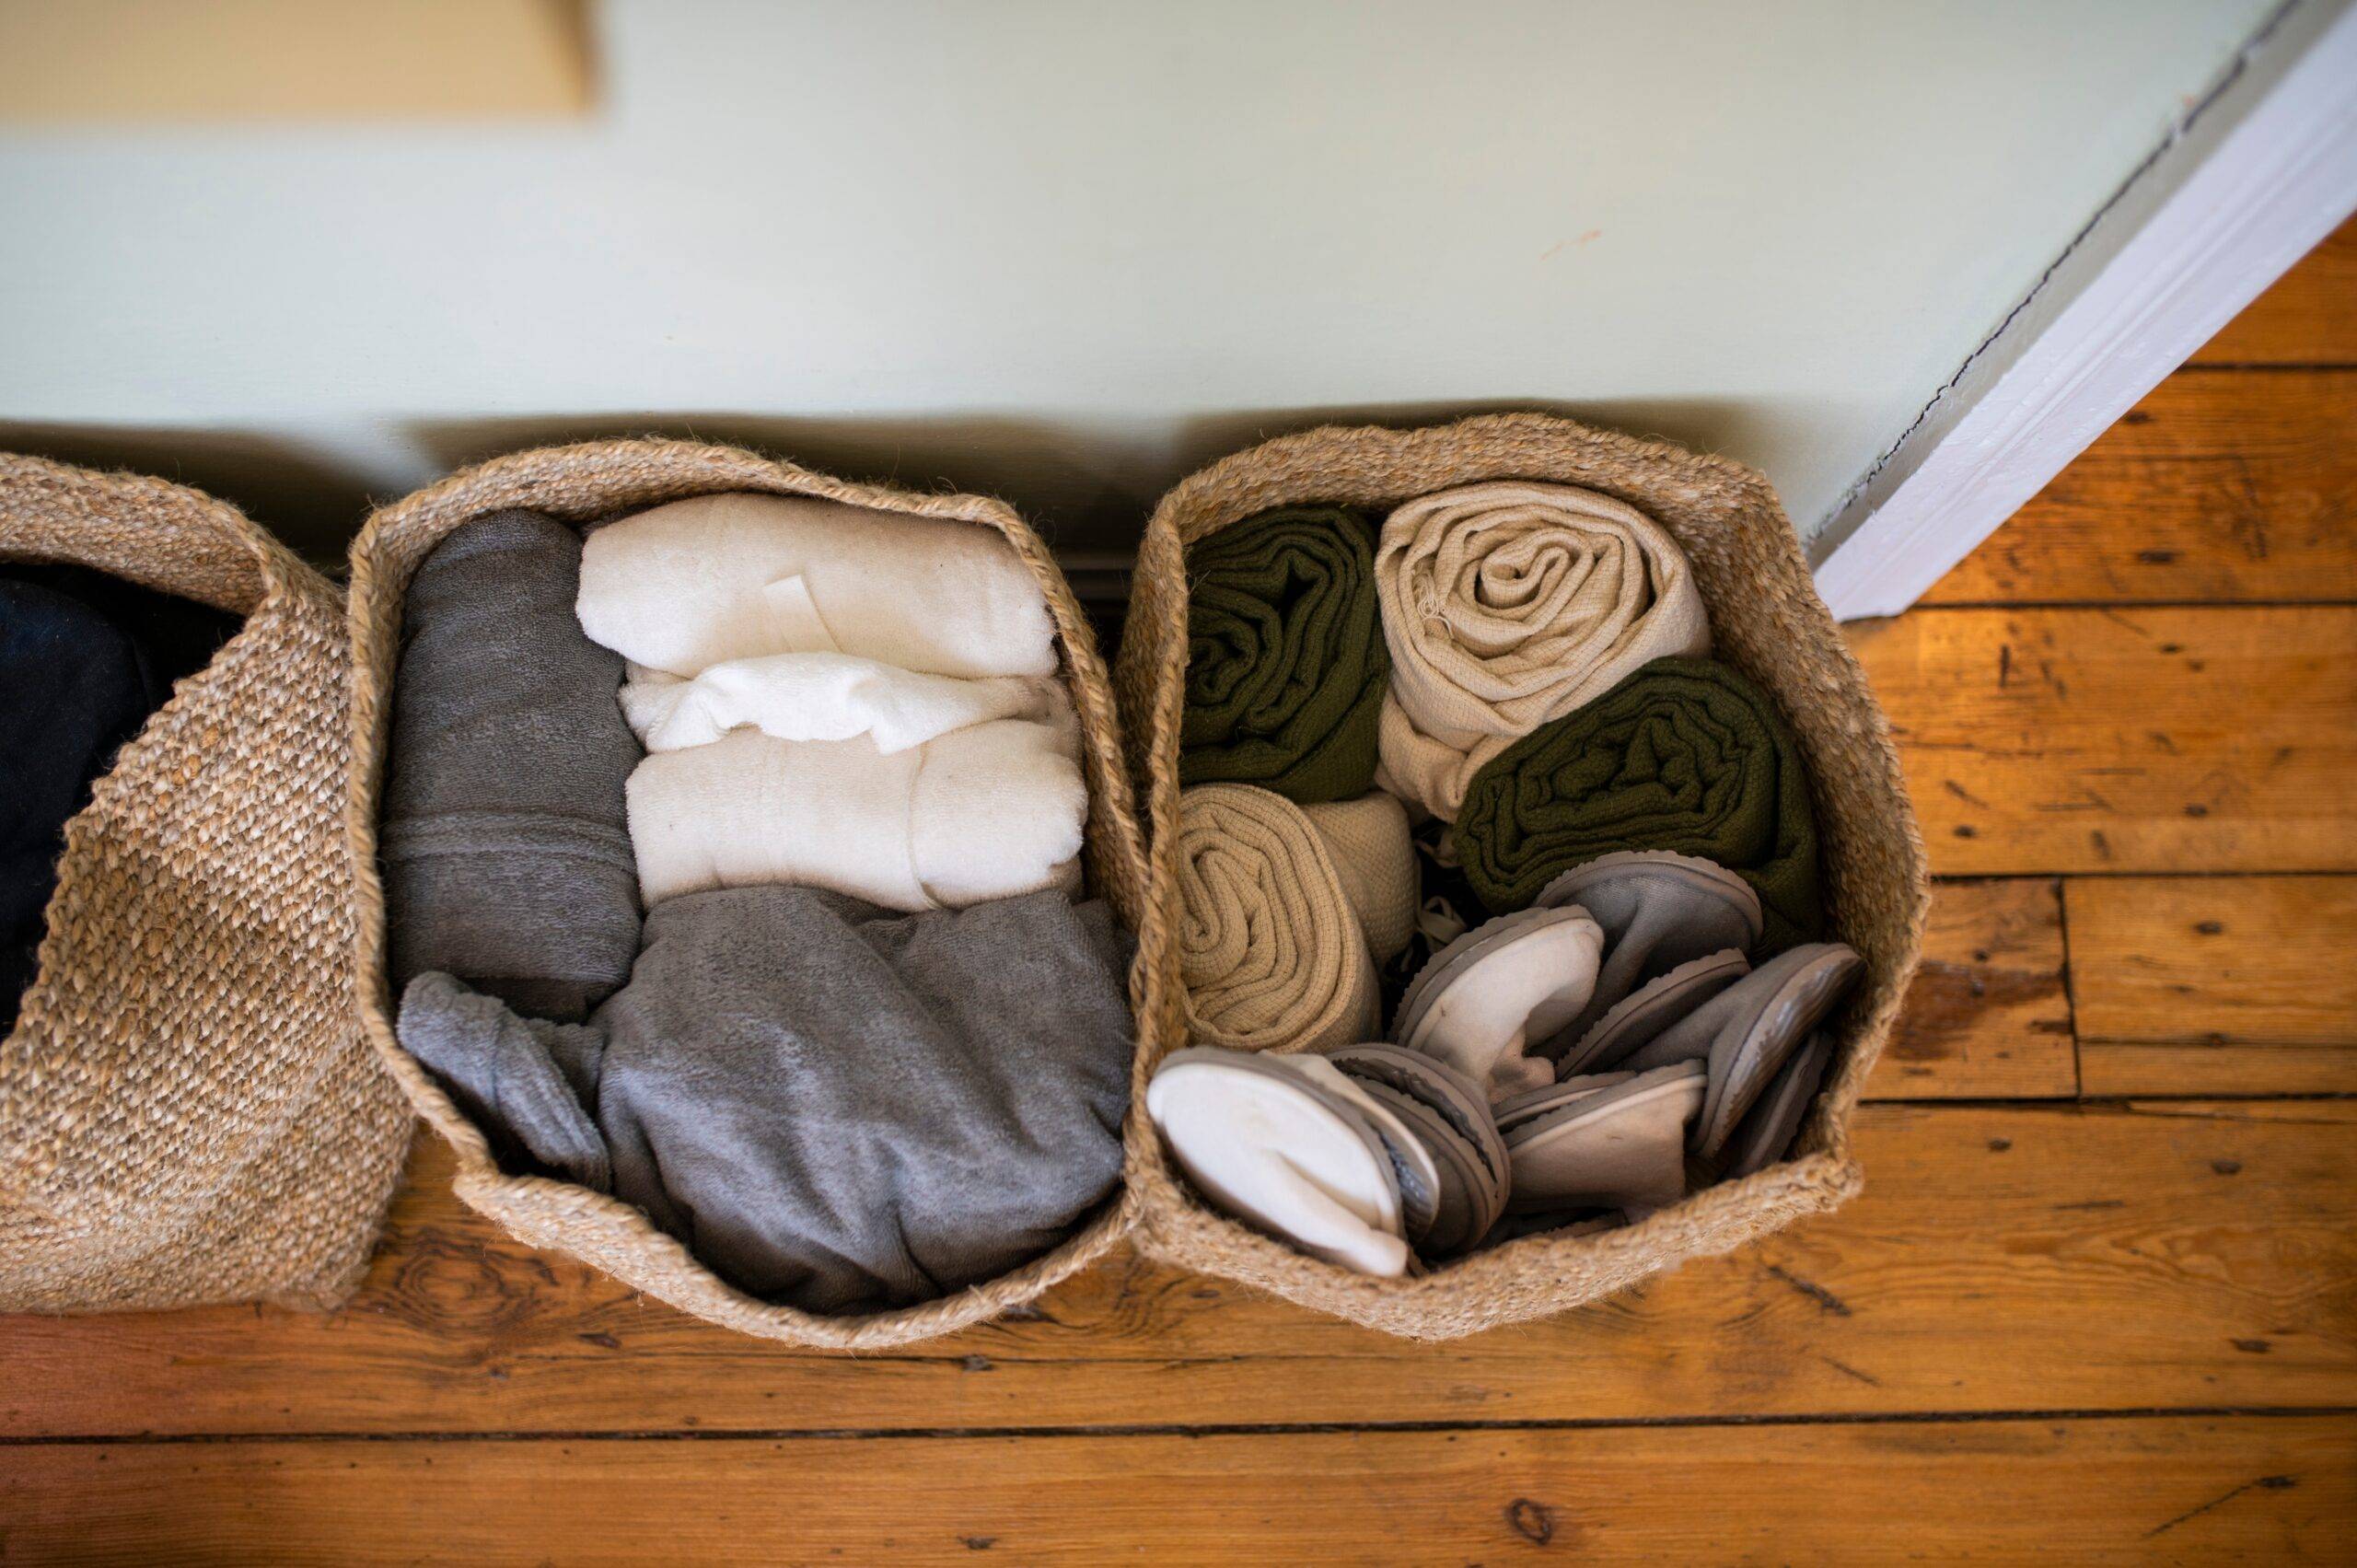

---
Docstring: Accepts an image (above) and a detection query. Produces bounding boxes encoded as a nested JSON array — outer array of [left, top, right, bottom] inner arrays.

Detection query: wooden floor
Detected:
[[6, 233, 2355, 1566]]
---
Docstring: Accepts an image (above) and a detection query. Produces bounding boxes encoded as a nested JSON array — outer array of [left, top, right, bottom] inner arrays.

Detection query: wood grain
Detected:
[[3, 1416, 2346, 1566], [1849, 605, 2357, 876], [1875, 877, 2074, 1098], [2189, 217, 2357, 366], [1922, 370, 2357, 605], [2070, 875, 2357, 1096], [4, 1101, 2349, 1439]]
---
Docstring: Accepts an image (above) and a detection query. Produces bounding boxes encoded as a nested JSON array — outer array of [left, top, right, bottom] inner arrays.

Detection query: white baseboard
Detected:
[[1810, 0, 2357, 621]]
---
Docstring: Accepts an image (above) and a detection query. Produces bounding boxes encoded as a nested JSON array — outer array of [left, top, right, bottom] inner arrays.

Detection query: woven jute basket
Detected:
[[347, 439, 1152, 1349], [1111, 413, 1930, 1339], [0, 456, 413, 1313]]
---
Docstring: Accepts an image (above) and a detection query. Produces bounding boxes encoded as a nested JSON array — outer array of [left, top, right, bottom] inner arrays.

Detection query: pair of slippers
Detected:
[[1396, 850, 1765, 1098], [1144, 1041, 1507, 1277], [1399, 850, 1863, 1222]]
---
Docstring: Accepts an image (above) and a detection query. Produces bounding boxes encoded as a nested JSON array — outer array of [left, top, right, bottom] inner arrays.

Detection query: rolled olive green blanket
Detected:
[[1455, 657, 1825, 951], [1180, 506, 1388, 804]]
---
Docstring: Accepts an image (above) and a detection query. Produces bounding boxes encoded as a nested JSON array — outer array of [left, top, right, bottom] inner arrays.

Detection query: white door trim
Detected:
[[1810, 0, 2357, 621]]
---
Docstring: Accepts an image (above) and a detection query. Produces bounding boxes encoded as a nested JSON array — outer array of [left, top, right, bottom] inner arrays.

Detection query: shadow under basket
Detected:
[[345, 438, 1152, 1350], [1110, 412, 1930, 1340], [0, 455, 413, 1313]]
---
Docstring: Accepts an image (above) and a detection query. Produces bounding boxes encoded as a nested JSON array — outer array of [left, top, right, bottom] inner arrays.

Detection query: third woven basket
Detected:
[[346, 439, 1151, 1349], [1111, 412, 1929, 1340]]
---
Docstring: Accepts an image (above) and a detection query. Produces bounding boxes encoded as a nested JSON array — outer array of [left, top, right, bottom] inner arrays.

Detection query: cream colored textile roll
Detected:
[[1301, 792, 1418, 965], [577, 491, 1059, 680], [1175, 784, 1382, 1055], [1374, 480, 1711, 819], [627, 711, 1086, 912]]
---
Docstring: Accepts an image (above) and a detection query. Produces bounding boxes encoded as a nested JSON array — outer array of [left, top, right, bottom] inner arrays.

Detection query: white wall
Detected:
[[0, 0, 2282, 557]]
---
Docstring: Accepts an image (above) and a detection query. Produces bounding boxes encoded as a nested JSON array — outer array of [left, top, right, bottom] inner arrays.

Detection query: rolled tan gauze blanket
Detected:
[[619, 653, 1057, 756], [627, 700, 1086, 911], [577, 492, 1059, 680], [1374, 480, 1711, 819], [1301, 792, 1419, 965], [1175, 784, 1382, 1055]]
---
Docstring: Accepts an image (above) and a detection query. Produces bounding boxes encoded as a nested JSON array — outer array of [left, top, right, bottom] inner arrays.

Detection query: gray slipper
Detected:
[[1145, 1047, 1409, 1275], [1492, 1070, 1636, 1136], [1350, 1075, 1496, 1256], [1600, 943, 1863, 1160], [1554, 947, 1751, 1076], [1502, 1061, 1707, 1216], [1533, 851, 1764, 1059], [1323, 1043, 1511, 1255], [1265, 1054, 1442, 1248], [1391, 903, 1604, 1099], [1718, 1028, 1838, 1179]]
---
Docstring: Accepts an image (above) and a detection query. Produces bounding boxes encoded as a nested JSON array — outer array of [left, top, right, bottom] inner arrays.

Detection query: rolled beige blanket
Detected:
[[1374, 480, 1711, 819], [1175, 784, 1381, 1055], [1301, 792, 1419, 966]]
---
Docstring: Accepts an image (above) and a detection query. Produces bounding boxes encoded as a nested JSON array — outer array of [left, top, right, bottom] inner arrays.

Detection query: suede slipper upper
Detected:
[[1146, 1047, 1408, 1276], [1391, 904, 1604, 1101], [1533, 849, 1763, 1057], [1501, 1060, 1706, 1216], [1555, 947, 1751, 1076]]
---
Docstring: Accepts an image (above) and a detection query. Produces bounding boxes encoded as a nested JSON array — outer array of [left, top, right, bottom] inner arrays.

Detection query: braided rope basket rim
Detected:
[[0, 453, 412, 1313], [1109, 412, 1931, 1340], [345, 438, 1151, 1350]]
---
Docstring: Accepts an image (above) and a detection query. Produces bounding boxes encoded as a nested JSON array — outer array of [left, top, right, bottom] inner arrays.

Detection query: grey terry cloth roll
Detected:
[[383, 510, 643, 1022], [397, 884, 1134, 1316]]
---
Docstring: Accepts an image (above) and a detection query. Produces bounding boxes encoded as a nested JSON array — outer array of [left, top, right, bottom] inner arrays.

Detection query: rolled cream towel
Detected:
[[1175, 784, 1381, 1055], [627, 700, 1086, 912], [1301, 792, 1419, 965], [577, 492, 1058, 679], [620, 652, 1059, 756], [1374, 481, 1710, 819]]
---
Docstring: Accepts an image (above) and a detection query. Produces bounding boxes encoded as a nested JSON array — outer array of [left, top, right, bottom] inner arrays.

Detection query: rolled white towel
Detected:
[[620, 653, 1061, 756], [578, 492, 1059, 680], [626, 698, 1087, 912]]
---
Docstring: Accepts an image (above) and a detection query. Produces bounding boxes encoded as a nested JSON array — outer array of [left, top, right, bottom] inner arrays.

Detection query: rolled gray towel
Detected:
[[384, 510, 643, 1021], [398, 885, 1133, 1316]]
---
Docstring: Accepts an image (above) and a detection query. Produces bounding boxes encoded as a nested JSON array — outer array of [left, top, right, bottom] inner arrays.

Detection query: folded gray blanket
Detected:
[[398, 885, 1133, 1316], [384, 511, 643, 1021]]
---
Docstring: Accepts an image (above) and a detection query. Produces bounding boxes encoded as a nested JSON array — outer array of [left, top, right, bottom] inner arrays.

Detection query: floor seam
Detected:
[[6, 1405, 2355, 1446]]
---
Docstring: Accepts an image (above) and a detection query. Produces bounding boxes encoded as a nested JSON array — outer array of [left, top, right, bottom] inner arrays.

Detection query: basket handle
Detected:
[[0, 454, 313, 620]]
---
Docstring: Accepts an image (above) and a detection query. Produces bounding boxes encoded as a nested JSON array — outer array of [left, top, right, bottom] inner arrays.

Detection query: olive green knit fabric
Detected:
[[1455, 656, 1824, 951], [1179, 506, 1388, 804]]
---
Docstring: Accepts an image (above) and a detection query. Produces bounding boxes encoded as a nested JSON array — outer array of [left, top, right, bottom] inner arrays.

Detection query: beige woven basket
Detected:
[[0, 456, 413, 1313], [347, 439, 1152, 1349], [1111, 413, 1929, 1339]]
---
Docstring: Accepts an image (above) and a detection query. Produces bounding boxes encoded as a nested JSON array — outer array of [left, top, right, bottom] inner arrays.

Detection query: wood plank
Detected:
[[2189, 215, 2357, 366], [2, 1101, 2349, 1438], [2070, 875, 2357, 1096], [2, 1416, 2347, 1565], [1873, 877, 2075, 1098], [1921, 370, 2357, 605], [1848, 605, 2357, 876]]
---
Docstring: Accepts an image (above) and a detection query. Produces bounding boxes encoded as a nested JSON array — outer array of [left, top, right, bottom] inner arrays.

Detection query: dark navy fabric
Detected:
[[1, 564, 238, 1030]]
